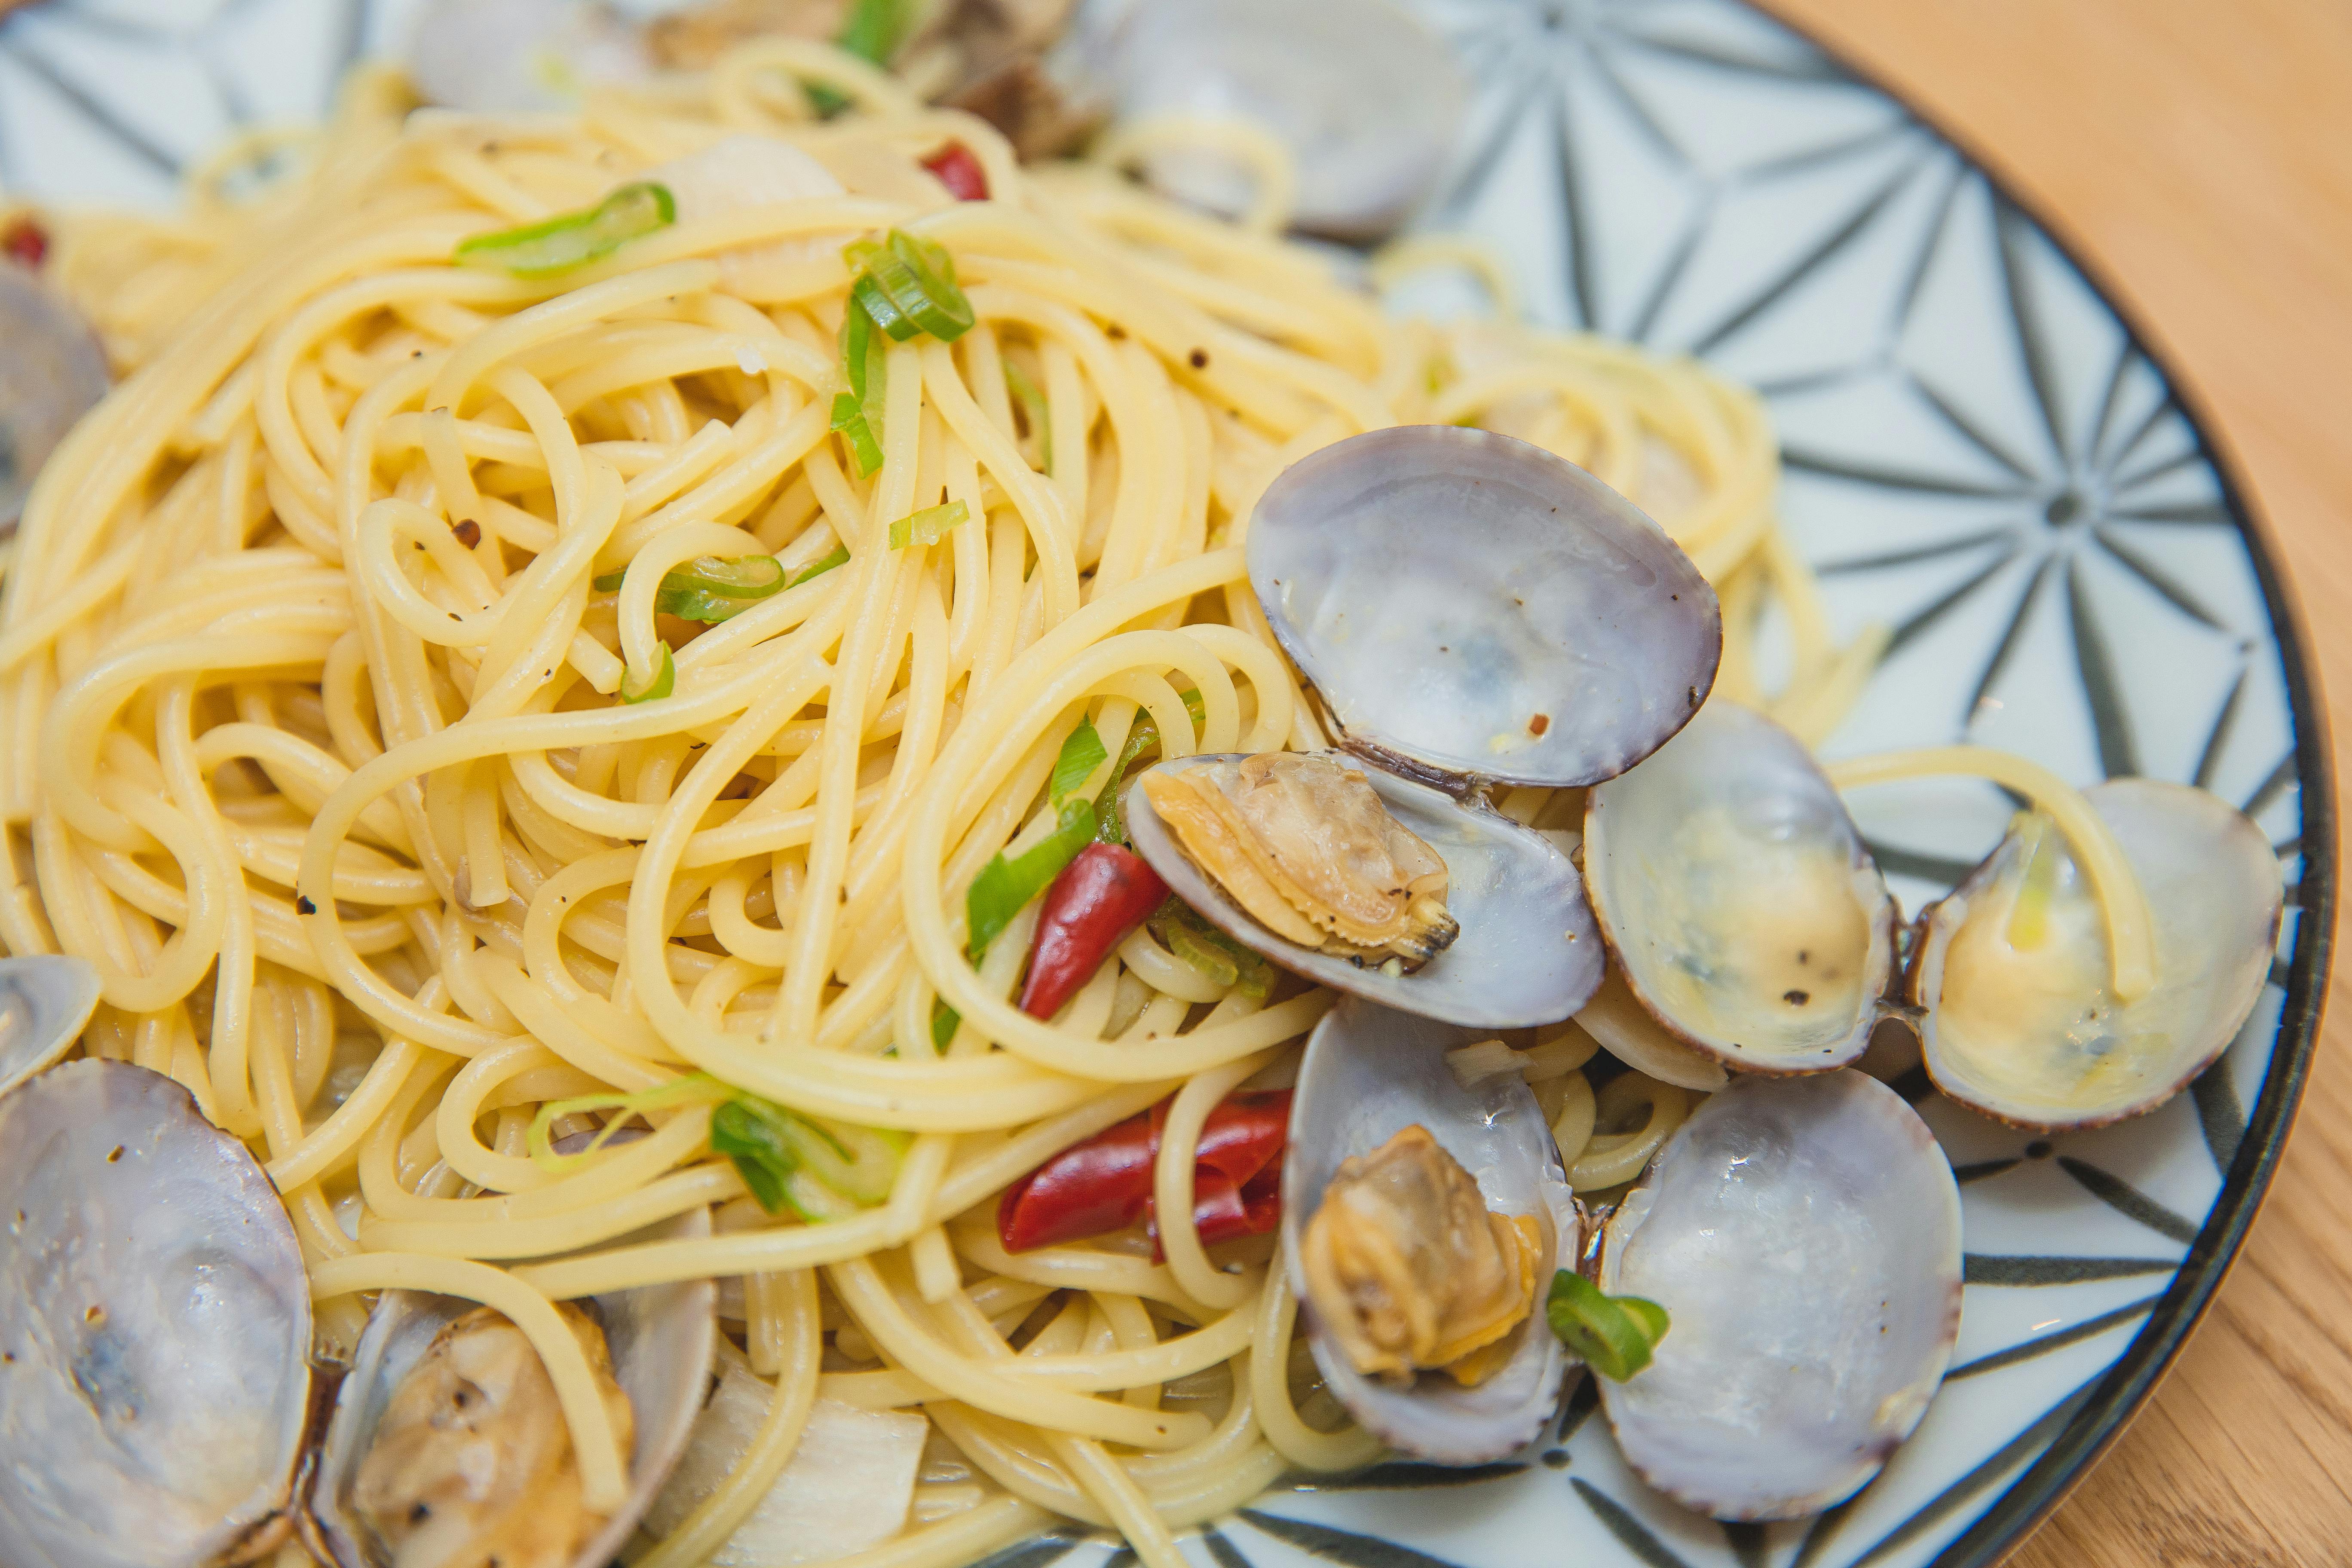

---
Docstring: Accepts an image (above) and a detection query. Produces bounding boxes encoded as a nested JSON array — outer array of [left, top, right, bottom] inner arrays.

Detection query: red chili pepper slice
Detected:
[[920, 142, 990, 202], [997, 1089, 1292, 1256], [1017, 841, 1166, 1020], [3, 217, 49, 270]]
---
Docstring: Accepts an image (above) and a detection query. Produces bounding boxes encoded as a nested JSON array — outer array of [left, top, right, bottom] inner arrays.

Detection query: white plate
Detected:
[[0, 2, 2323, 1565]]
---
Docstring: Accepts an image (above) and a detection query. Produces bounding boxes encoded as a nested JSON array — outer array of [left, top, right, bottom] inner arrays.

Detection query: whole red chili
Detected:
[[1017, 841, 1165, 1020], [919, 142, 990, 202], [998, 1089, 1292, 1257]]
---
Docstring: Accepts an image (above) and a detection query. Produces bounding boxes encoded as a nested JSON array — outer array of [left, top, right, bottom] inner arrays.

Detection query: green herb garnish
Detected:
[[888, 499, 969, 551], [456, 182, 675, 277], [1545, 1270, 1669, 1381], [844, 230, 974, 344]]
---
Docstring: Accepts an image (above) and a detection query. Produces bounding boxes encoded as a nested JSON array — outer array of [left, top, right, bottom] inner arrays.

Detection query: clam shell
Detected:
[[1248, 426, 1720, 791], [1088, 0, 1466, 239], [1909, 777, 2282, 1130], [0, 954, 102, 1098], [1281, 998, 1582, 1464], [1, 270, 110, 536], [1127, 753, 1604, 1028], [1583, 702, 1897, 1073], [0, 1060, 314, 1568], [1596, 1070, 1961, 1520], [311, 1208, 716, 1568]]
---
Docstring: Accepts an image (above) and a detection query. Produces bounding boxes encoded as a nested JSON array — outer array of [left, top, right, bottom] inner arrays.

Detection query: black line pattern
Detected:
[[1238, 1510, 1472, 1568], [1963, 1254, 2177, 1286], [1844, 1375, 2104, 1565], [2055, 1158, 2200, 1245], [1945, 1295, 2162, 1381], [1292, 1462, 1528, 1491], [1571, 1479, 1697, 1568]]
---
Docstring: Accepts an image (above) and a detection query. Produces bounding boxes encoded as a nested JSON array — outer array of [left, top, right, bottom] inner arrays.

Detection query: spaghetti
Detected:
[[3, 37, 1967, 1568]]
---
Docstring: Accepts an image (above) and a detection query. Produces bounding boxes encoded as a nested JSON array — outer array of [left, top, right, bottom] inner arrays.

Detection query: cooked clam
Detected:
[[1594, 1070, 1961, 1520], [0, 953, 102, 1097], [1910, 778, 2282, 1130], [1081, 0, 1466, 239], [0, 1060, 315, 1568], [1282, 998, 1581, 1463], [1249, 426, 1721, 791], [312, 1210, 715, 1568], [1140, 751, 1458, 971], [2, 268, 111, 536], [1583, 701, 1896, 1073], [1128, 752, 1602, 1029]]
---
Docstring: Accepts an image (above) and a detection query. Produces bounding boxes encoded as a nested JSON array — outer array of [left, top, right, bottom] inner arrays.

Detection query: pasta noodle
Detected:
[[2, 38, 1941, 1568]]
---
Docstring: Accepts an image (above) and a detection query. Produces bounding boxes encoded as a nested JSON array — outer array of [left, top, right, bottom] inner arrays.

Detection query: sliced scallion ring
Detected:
[[830, 392, 884, 477], [789, 545, 851, 587], [1546, 1269, 1669, 1381], [843, 230, 974, 343], [455, 182, 676, 278], [620, 642, 674, 704]]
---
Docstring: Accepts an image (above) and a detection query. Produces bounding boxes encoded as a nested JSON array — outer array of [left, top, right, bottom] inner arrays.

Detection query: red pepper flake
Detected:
[[997, 1089, 1293, 1257], [3, 217, 49, 270], [919, 142, 990, 202], [1018, 841, 1166, 1020], [451, 518, 482, 548], [1528, 712, 1550, 736]]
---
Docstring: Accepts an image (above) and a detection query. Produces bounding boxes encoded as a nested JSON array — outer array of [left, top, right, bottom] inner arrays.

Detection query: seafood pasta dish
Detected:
[[0, 6, 2285, 1568]]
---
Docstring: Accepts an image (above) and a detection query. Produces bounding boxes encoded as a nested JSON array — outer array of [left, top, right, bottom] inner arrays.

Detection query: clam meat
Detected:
[[1910, 778, 2282, 1130], [1128, 752, 1601, 1029], [1139, 751, 1458, 971], [1583, 701, 1896, 1073], [1248, 426, 1721, 791], [0, 1060, 315, 1568], [349, 1304, 634, 1568], [1282, 998, 1581, 1464], [313, 1210, 715, 1568], [1594, 1070, 1961, 1520], [1299, 1124, 1540, 1389]]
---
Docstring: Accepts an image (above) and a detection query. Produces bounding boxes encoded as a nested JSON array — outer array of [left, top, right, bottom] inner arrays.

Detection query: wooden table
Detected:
[[1760, 3, 2352, 1562]]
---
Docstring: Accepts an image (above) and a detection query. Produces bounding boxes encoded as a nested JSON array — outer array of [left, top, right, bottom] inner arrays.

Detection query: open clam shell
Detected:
[[311, 1208, 716, 1568], [0, 1060, 315, 1568], [0, 954, 102, 1098], [1908, 778, 2282, 1131], [1583, 702, 1897, 1073], [1595, 1070, 1961, 1520], [1247, 426, 1720, 791], [1282, 998, 1582, 1464], [1127, 752, 1604, 1028]]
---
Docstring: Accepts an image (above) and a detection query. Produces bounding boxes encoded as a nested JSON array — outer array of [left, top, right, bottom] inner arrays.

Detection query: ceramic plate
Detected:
[[0, 1, 2330, 1565]]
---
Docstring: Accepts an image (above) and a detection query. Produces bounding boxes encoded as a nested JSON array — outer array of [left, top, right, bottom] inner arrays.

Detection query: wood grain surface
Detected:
[[1760, 3, 2352, 1564]]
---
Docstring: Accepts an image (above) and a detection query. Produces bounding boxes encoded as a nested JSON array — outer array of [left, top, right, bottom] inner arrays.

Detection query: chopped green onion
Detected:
[[830, 392, 885, 478], [1093, 716, 1165, 845], [711, 1092, 909, 1217], [967, 797, 1096, 961], [456, 182, 675, 278], [1545, 1270, 1669, 1382], [621, 642, 674, 703], [1005, 359, 1052, 475], [1151, 899, 1271, 999], [837, 0, 915, 63], [888, 499, 970, 551], [841, 293, 889, 438], [931, 998, 960, 1054], [600, 557, 785, 623], [1050, 718, 1109, 808], [525, 1071, 732, 1171], [844, 230, 975, 343], [789, 545, 851, 588]]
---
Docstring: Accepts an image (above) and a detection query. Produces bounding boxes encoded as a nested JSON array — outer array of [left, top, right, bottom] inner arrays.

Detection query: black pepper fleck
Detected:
[[1188, 349, 1209, 370], [295, 895, 316, 914]]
